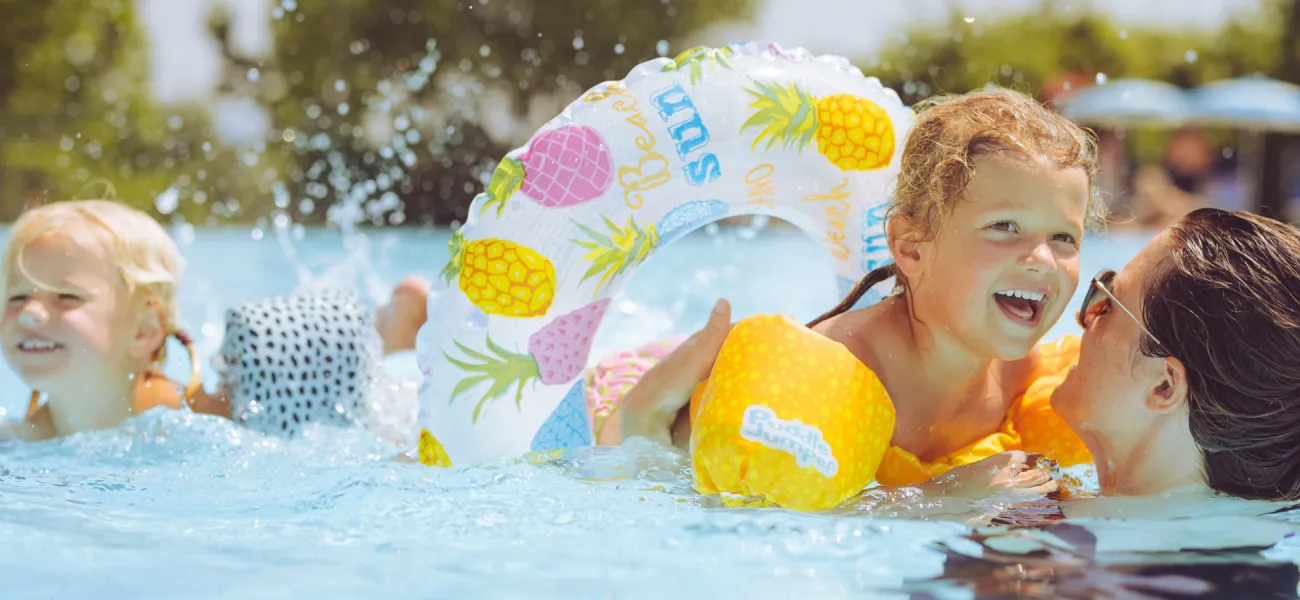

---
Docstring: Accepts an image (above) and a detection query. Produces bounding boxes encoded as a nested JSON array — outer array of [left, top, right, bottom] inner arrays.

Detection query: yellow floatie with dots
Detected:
[[687, 318, 1092, 512], [689, 314, 895, 512]]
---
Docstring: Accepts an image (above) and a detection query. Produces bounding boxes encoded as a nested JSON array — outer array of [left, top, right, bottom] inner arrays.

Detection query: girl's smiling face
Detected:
[[900, 155, 1090, 360], [1, 232, 135, 394]]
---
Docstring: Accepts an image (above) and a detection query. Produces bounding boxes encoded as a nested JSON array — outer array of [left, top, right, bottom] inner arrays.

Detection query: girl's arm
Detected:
[[188, 387, 232, 419], [834, 451, 1059, 522]]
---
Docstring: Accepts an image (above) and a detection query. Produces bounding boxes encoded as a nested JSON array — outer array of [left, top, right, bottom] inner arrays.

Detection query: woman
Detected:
[[1054, 207, 1300, 501], [618, 208, 1300, 502]]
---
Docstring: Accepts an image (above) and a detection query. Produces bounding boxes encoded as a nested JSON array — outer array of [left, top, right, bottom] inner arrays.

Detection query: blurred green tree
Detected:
[[244, 0, 755, 227], [867, 3, 1284, 165], [0, 0, 276, 225]]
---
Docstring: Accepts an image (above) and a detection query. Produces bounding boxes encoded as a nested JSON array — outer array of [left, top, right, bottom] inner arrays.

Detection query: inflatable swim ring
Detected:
[[690, 314, 895, 511], [416, 41, 914, 466]]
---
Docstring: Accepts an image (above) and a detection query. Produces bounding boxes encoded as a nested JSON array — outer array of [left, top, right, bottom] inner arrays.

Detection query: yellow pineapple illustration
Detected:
[[441, 230, 556, 318], [741, 79, 895, 171]]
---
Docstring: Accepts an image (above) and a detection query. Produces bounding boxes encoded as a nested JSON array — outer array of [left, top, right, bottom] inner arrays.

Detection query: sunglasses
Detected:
[[1077, 269, 1164, 347]]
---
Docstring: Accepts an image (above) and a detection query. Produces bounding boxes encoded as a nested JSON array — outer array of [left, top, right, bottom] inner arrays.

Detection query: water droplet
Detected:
[[656, 40, 669, 56], [175, 222, 196, 246], [251, 228, 264, 241], [573, 36, 584, 51], [273, 182, 291, 208], [614, 43, 625, 55], [334, 79, 347, 93], [338, 102, 350, 116], [193, 191, 208, 205], [155, 187, 180, 215], [247, 68, 260, 82], [202, 141, 213, 152], [963, 16, 975, 23], [1095, 72, 1108, 85], [282, 129, 296, 143], [272, 6, 284, 19], [59, 137, 74, 152], [1118, 29, 1128, 39], [281, 0, 297, 10], [274, 214, 291, 229], [1185, 49, 1198, 64]]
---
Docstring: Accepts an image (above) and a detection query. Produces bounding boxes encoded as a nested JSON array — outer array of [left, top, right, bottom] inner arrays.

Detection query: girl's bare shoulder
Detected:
[[809, 301, 897, 373]]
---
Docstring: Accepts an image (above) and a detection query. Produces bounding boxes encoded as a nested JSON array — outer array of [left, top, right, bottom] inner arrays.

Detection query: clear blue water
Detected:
[[1, 224, 1298, 598]]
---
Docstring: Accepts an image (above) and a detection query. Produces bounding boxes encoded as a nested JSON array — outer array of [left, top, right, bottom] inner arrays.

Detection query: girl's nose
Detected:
[[1022, 241, 1055, 273], [17, 302, 48, 329]]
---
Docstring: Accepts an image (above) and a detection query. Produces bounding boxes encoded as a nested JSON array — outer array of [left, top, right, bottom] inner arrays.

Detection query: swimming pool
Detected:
[[1, 224, 1297, 598]]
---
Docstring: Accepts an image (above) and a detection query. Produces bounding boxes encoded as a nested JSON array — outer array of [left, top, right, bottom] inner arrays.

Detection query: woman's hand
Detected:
[[616, 299, 733, 449], [921, 451, 1059, 500]]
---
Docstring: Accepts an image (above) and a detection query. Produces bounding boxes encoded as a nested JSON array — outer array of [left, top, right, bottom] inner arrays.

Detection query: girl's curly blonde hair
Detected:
[[810, 87, 1106, 327]]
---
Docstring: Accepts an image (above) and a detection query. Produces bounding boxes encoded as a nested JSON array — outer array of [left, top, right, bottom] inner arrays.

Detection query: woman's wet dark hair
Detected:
[[1140, 208, 1300, 500]]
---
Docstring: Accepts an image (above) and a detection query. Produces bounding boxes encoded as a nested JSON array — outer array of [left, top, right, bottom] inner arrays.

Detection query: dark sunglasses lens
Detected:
[[1078, 271, 1116, 329]]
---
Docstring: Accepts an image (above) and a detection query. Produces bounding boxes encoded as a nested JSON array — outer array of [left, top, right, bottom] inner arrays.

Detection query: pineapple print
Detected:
[[661, 45, 736, 85], [446, 300, 610, 423], [441, 230, 557, 318], [741, 79, 895, 171], [479, 124, 614, 218], [418, 429, 452, 467], [571, 200, 728, 296]]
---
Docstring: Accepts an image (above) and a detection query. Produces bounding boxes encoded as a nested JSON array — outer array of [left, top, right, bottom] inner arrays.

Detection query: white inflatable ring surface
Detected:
[[416, 41, 915, 466]]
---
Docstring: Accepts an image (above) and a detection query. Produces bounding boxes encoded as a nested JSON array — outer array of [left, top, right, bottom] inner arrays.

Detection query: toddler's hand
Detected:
[[922, 451, 1059, 500], [618, 298, 733, 448]]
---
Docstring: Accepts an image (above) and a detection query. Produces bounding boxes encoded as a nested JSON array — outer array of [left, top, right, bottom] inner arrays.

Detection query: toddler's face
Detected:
[[910, 156, 1089, 360], [1, 233, 133, 394]]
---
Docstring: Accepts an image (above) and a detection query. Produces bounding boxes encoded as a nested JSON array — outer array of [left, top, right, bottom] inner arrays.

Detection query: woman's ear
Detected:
[[129, 300, 166, 363], [888, 215, 925, 281], [1146, 356, 1189, 414]]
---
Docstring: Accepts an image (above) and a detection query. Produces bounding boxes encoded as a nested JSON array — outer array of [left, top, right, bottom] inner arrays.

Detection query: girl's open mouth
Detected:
[[17, 339, 63, 353], [994, 289, 1046, 327]]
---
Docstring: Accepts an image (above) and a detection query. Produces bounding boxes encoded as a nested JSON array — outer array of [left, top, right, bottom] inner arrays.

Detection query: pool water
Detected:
[[1, 224, 1298, 599]]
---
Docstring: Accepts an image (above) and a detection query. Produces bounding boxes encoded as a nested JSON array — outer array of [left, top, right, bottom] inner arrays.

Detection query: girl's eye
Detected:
[[6, 295, 27, 304], [57, 294, 82, 302], [1052, 232, 1078, 246], [989, 221, 1018, 233]]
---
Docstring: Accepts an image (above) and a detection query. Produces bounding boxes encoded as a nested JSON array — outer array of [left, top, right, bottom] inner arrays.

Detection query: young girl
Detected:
[[0, 200, 229, 441], [0, 200, 432, 442], [602, 87, 1106, 487]]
